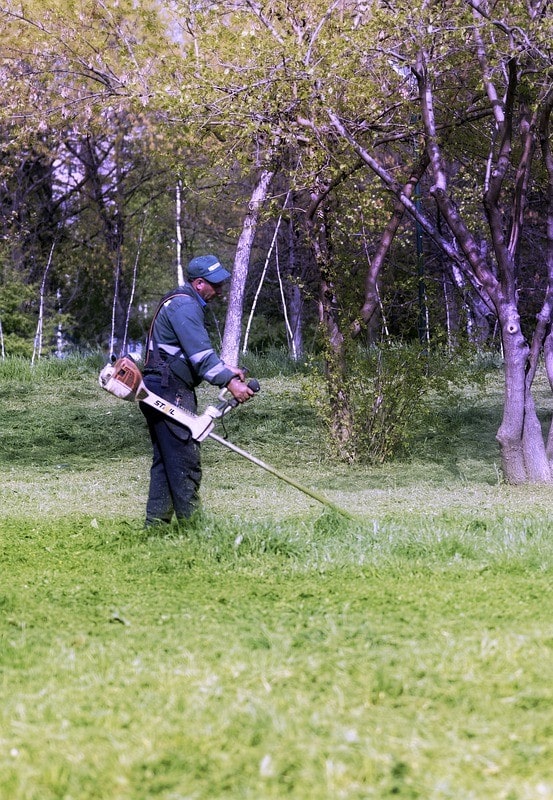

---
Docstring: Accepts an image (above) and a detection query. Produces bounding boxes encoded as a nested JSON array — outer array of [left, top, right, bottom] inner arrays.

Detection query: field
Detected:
[[1, 356, 553, 799]]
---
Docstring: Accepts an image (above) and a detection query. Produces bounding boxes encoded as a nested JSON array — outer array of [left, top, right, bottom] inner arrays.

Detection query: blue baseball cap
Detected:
[[187, 254, 231, 284]]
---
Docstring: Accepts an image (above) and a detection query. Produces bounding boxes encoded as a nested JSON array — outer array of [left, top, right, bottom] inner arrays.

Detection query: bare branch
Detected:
[[304, 0, 344, 67], [244, 0, 285, 45]]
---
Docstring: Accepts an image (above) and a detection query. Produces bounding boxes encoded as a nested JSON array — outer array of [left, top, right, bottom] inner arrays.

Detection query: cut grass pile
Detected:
[[1, 356, 553, 799]]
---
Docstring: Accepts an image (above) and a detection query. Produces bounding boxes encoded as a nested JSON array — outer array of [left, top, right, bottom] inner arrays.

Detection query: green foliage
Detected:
[[1, 0, 551, 367], [0, 272, 38, 357], [305, 343, 491, 464], [243, 312, 288, 351]]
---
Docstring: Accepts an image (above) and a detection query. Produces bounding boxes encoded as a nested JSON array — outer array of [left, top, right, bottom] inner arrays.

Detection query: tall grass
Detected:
[[2, 354, 553, 799], [0, 352, 104, 381]]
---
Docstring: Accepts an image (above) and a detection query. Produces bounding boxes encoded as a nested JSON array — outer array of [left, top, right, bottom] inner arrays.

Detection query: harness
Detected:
[[143, 285, 199, 388]]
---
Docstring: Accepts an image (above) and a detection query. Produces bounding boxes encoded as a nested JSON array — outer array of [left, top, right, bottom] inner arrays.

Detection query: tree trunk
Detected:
[[319, 289, 353, 459], [32, 240, 56, 363], [286, 209, 303, 360], [221, 166, 276, 366], [78, 134, 128, 353], [307, 183, 354, 459], [288, 280, 303, 360], [175, 179, 185, 286], [352, 154, 429, 338], [494, 309, 530, 482], [544, 331, 553, 459]]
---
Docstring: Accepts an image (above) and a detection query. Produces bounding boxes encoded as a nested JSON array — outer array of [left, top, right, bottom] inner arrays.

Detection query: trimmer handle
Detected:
[[226, 378, 261, 408], [217, 378, 261, 411]]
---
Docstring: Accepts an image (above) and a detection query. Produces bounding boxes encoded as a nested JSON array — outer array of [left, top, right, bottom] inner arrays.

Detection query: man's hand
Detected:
[[227, 366, 248, 382], [226, 376, 255, 403]]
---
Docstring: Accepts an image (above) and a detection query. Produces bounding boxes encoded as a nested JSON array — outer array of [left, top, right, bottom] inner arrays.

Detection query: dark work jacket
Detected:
[[144, 284, 235, 391]]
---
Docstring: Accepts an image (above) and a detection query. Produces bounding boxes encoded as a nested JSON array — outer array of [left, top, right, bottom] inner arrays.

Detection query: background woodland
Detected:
[[1, 0, 552, 480]]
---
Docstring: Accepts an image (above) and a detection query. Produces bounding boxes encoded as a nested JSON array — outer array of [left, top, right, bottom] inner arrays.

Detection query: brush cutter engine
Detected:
[[99, 356, 142, 400]]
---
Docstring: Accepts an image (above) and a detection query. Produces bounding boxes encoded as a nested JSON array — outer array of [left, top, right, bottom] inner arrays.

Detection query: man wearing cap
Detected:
[[140, 254, 254, 527]]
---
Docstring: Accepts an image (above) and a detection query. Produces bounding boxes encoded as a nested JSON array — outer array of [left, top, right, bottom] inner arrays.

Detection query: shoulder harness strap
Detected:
[[143, 286, 200, 388]]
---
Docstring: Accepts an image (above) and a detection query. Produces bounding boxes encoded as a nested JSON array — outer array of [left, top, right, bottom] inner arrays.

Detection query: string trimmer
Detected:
[[99, 356, 353, 519]]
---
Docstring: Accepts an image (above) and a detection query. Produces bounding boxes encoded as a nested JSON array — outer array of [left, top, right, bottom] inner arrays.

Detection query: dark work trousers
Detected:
[[139, 373, 202, 525]]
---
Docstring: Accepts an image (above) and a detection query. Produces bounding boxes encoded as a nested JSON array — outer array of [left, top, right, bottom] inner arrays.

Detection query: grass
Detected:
[[2, 355, 553, 798]]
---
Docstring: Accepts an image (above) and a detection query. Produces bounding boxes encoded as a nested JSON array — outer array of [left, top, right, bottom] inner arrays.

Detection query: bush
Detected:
[[305, 343, 490, 464]]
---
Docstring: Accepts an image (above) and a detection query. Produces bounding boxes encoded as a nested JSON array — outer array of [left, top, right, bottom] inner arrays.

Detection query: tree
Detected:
[[221, 160, 278, 364], [0, 0, 173, 352], [322, 0, 553, 481]]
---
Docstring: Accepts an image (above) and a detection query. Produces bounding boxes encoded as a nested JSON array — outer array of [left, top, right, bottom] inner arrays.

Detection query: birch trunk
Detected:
[[221, 166, 276, 366], [176, 180, 185, 287], [32, 241, 56, 364], [286, 212, 303, 360]]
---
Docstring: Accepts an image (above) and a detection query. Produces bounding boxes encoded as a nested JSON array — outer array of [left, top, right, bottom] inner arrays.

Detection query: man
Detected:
[[140, 254, 254, 527]]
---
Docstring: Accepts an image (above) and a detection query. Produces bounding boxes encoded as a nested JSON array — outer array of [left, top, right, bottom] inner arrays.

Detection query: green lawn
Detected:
[[1, 358, 553, 799]]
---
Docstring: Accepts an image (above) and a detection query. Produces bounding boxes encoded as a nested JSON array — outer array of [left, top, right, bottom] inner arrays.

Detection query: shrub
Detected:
[[305, 343, 490, 464]]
